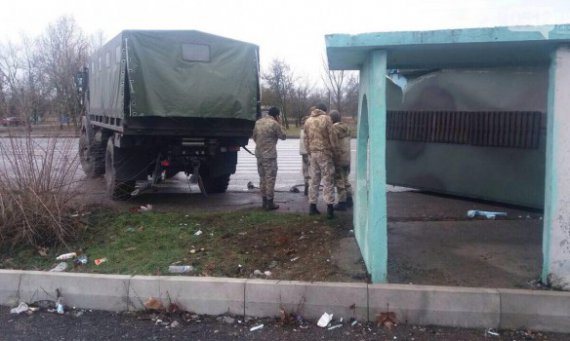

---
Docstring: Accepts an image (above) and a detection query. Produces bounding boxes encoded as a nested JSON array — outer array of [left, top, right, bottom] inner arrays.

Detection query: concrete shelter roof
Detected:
[[326, 24, 570, 70]]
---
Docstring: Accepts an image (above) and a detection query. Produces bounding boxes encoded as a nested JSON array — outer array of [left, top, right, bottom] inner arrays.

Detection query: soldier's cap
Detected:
[[315, 103, 328, 112], [329, 110, 341, 123], [268, 107, 280, 117]]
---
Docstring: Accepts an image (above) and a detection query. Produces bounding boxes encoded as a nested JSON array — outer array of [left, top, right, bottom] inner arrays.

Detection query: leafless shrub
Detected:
[[0, 133, 84, 247]]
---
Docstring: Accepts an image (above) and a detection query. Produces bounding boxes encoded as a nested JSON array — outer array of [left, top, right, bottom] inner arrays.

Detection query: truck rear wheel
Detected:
[[105, 138, 136, 200], [200, 171, 231, 193], [79, 129, 105, 178]]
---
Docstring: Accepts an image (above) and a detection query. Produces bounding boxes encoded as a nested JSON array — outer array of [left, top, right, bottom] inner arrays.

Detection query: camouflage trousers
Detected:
[[302, 154, 310, 181], [257, 157, 278, 200], [334, 165, 353, 202], [309, 152, 335, 205]]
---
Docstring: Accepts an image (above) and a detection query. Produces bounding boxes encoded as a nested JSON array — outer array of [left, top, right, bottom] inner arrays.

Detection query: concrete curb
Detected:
[[1, 270, 570, 333]]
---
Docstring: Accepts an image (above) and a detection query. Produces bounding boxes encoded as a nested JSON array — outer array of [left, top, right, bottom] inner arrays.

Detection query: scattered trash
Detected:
[[351, 320, 358, 327], [247, 181, 255, 190], [168, 265, 194, 273], [289, 186, 300, 193], [486, 328, 500, 336], [56, 252, 77, 260], [37, 247, 49, 257], [263, 271, 272, 277], [317, 312, 334, 327], [94, 258, 108, 266], [49, 262, 68, 272], [75, 255, 88, 266], [378, 308, 397, 330], [144, 297, 164, 310], [169, 320, 180, 328], [223, 316, 235, 324], [290, 257, 300, 262], [140, 204, 153, 212], [253, 269, 263, 276], [250, 324, 264, 331], [328, 324, 342, 331], [190, 249, 196, 254], [56, 298, 64, 314], [339, 317, 343, 323], [10, 302, 29, 314], [466, 210, 507, 220], [194, 230, 203, 236]]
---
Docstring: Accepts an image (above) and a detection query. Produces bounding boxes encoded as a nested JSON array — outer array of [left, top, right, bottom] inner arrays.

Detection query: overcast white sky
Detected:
[[2, 0, 570, 83]]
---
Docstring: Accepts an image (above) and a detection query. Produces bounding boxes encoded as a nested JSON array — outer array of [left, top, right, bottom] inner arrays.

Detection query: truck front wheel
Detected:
[[79, 129, 105, 178], [104, 138, 136, 200]]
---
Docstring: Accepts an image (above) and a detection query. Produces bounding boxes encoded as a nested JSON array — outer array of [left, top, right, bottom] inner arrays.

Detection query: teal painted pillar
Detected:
[[353, 50, 388, 283], [543, 45, 570, 289]]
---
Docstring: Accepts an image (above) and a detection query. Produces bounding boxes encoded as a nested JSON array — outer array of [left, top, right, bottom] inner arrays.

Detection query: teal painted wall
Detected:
[[354, 50, 388, 283]]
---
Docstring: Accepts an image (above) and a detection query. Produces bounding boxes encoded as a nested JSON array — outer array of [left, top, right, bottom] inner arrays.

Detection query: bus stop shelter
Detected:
[[326, 24, 570, 287]]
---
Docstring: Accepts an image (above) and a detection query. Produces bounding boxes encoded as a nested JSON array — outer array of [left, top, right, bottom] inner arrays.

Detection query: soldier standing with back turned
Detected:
[[330, 110, 353, 210], [303, 103, 336, 219], [252, 107, 287, 210]]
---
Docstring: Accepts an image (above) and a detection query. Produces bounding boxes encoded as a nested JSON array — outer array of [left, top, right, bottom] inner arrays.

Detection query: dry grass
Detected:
[[0, 132, 84, 247]]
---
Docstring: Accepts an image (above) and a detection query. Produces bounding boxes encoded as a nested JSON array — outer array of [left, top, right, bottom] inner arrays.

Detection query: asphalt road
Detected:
[[1, 306, 564, 341]]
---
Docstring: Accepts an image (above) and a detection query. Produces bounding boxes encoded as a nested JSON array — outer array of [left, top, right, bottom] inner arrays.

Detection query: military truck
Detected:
[[76, 30, 260, 199]]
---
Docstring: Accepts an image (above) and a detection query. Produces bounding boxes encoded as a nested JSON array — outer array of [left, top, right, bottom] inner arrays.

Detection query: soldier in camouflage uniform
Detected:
[[299, 114, 311, 196], [330, 110, 353, 211], [252, 107, 287, 210], [303, 103, 336, 219]]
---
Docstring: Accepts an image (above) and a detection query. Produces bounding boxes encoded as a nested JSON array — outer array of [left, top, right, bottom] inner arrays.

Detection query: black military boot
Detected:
[[334, 201, 347, 211], [346, 196, 353, 208], [304, 182, 309, 196], [266, 199, 279, 210], [262, 197, 267, 209], [327, 204, 334, 219], [309, 204, 320, 215]]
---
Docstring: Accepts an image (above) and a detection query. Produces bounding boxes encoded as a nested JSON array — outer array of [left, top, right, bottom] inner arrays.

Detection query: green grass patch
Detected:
[[0, 209, 348, 281]]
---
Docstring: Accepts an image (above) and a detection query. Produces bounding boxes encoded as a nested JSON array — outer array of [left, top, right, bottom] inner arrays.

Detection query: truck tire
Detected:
[[79, 129, 105, 178], [104, 138, 136, 200], [200, 172, 231, 193]]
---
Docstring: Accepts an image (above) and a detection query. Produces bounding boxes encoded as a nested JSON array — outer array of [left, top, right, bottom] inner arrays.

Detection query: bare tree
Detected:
[[262, 59, 295, 128], [322, 57, 360, 118], [36, 16, 88, 129], [289, 82, 312, 127]]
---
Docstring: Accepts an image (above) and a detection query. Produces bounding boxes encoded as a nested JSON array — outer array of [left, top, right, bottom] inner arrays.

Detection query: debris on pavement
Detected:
[[486, 328, 500, 336], [290, 257, 300, 262], [168, 265, 194, 273], [49, 262, 68, 272], [143, 297, 164, 310], [94, 258, 108, 266], [247, 181, 255, 190], [466, 210, 507, 219], [249, 324, 264, 331], [56, 252, 76, 260], [328, 324, 342, 331], [56, 298, 64, 315], [10, 302, 29, 314], [253, 269, 263, 276], [378, 311, 397, 330], [194, 230, 203, 236], [263, 270, 272, 277], [170, 320, 180, 328], [317, 312, 333, 327]]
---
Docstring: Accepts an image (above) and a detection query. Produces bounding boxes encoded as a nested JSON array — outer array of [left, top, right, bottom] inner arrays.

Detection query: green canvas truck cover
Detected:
[[88, 30, 259, 121]]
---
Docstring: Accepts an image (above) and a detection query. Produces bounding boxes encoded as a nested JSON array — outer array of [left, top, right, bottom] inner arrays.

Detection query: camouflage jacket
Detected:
[[332, 122, 351, 166], [252, 116, 287, 158], [303, 109, 335, 157]]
